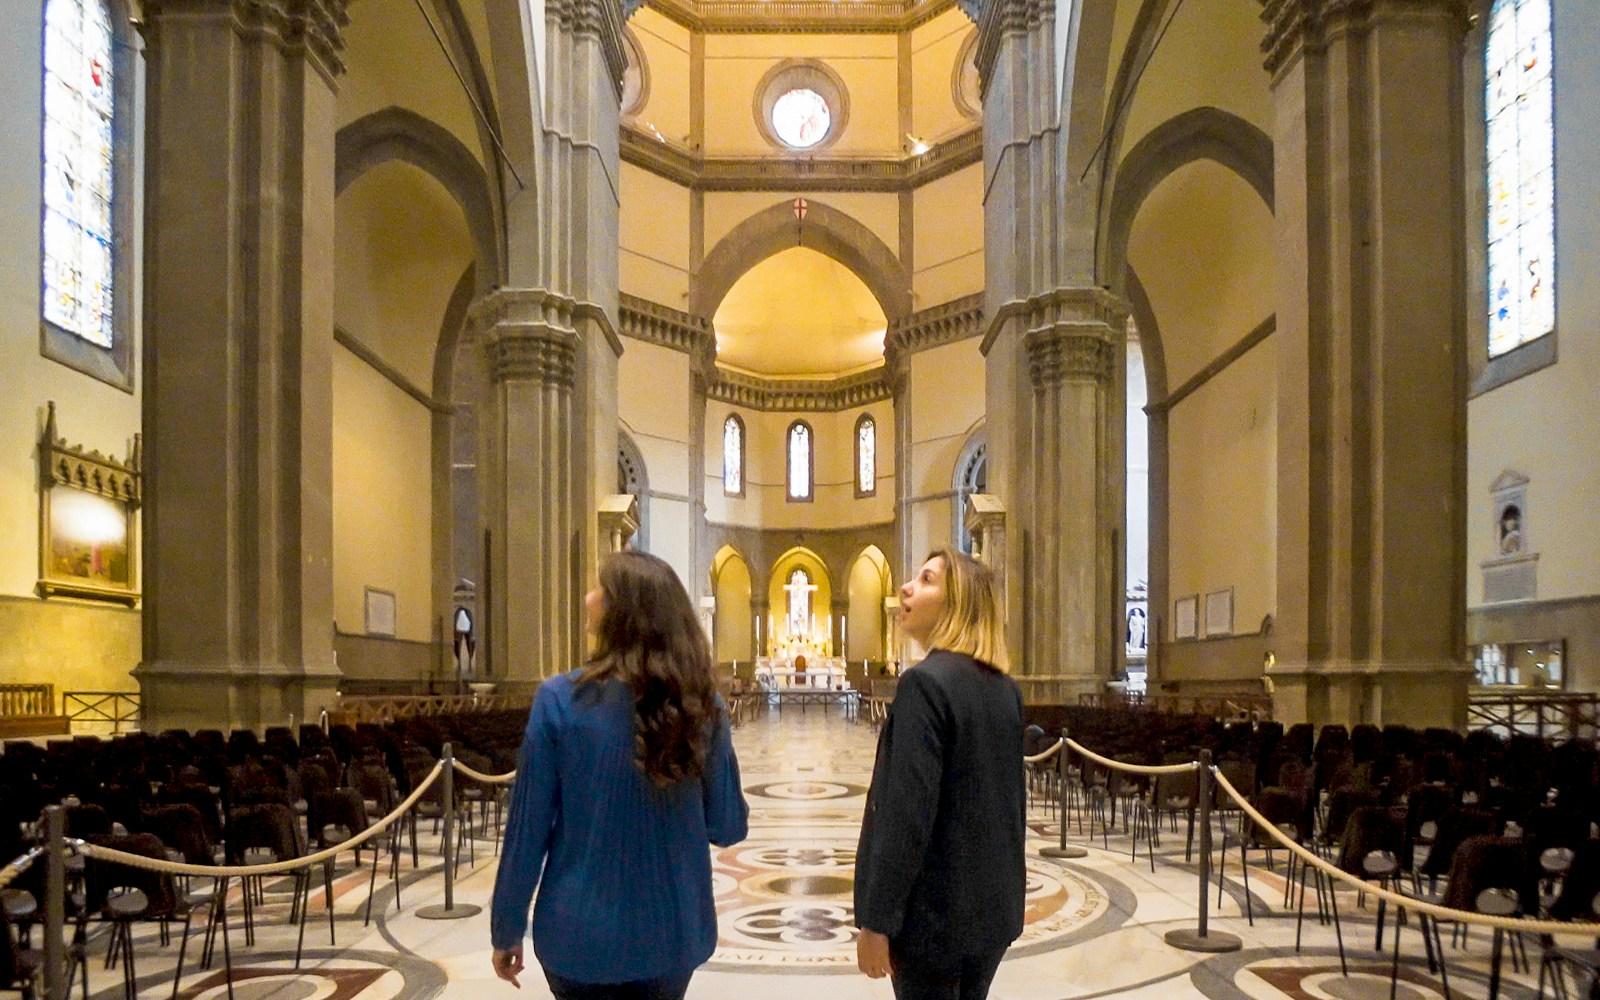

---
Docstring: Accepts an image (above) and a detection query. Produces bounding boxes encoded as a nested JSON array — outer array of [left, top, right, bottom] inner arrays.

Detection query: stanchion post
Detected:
[[417, 744, 483, 919], [1041, 729, 1087, 860], [44, 807, 65, 1000], [1163, 750, 1241, 952]]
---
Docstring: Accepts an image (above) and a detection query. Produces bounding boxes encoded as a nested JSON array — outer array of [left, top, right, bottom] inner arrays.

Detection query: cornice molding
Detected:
[[644, 0, 962, 34], [1258, 0, 1469, 75], [620, 125, 982, 192], [618, 293, 714, 355], [983, 287, 1127, 382], [551, 0, 630, 99], [705, 366, 893, 412], [885, 293, 984, 359], [40, 401, 141, 505]]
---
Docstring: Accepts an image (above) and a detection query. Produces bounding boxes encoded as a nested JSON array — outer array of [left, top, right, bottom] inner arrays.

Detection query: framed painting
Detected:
[[37, 402, 140, 606], [1174, 594, 1199, 641], [1204, 588, 1234, 638], [365, 587, 397, 637]]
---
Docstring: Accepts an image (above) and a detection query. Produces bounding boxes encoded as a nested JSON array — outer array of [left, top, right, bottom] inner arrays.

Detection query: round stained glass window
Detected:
[[771, 88, 831, 149]]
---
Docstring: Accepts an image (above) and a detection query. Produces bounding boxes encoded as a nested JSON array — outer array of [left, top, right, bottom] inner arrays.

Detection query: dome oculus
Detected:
[[772, 88, 831, 148]]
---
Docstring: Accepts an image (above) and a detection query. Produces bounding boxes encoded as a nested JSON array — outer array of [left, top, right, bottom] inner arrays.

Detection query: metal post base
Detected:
[[1164, 928, 1242, 952], [1040, 845, 1089, 859], [416, 903, 483, 920]]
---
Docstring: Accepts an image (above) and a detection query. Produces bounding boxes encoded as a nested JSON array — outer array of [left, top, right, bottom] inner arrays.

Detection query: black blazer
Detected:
[[854, 650, 1026, 965]]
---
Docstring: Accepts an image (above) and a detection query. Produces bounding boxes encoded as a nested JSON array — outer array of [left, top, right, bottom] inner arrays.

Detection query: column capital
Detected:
[[974, 0, 1047, 97], [144, 0, 351, 81], [1020, 288, 1126, 387], [548, 0, 630, 101], [1258, 0, 1469, 76], [471, 289, 582, 386]]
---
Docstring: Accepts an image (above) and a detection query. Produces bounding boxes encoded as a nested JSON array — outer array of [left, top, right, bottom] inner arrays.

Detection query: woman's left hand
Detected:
[[857, 928, 892, 979]]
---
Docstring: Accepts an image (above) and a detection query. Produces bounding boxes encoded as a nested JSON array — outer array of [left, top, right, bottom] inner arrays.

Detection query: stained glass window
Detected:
[[772, 88, 831, 149], [856, 415, 876, 495], [723, 415, 744, 495], [1485, 0, 1554, 358], [786, 568, 812, 636], [787, 421, 812, 501], [42, 0, 116, 350]]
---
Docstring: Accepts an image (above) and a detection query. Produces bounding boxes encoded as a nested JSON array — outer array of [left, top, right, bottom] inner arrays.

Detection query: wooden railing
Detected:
[[1467, 689, 1600, 741], [64, 691, 141, 733], [1079, 691, 1274, 721], [0, 683, 69, 738], [332, 691, 534, 725]]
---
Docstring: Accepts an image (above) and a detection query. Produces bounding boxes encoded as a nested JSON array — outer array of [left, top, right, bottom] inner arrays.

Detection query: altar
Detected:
[[755, 656, 846, 690]]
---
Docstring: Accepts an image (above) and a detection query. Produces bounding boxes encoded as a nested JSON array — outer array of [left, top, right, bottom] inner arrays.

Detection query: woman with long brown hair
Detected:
[[490, 551, 748, 999], [854, 547, 1025, 1000]]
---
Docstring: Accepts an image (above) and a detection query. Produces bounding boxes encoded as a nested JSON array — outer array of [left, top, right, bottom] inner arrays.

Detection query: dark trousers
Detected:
[[543, 969, 693, 1000], [891, 947, 1007, 1000]]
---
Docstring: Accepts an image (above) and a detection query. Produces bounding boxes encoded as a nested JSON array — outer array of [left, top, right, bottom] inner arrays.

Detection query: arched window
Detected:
[[855, 414, 876, 497], [786, 420, 813, 502], [1485, 0, 1554, 357], [722, 414, 744, 496], [785, 567, 812, 637], [41, 0, 132, 388], [953, 433, 988, 554]]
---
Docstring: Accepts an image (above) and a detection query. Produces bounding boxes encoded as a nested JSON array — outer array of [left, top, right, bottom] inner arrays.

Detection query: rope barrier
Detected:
[[1210, 766, 1600, 937], [452, 759, 516, 785], [0, 845, 46, 893], [1064, 738, 1200, 776], [1023, 738, 1064, 764], [77, 761, 446, 878]]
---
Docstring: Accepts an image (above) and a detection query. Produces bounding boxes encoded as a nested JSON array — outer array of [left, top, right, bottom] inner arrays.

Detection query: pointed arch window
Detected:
[[855, 414, 876, 497], [40, 0, 133, 389], [786, 420, 813, 502], [723, 414, 745, 496], [1485, 0, 1555, 358]]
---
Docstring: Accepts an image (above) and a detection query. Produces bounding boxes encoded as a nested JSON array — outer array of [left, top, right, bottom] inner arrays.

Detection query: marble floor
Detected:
[[77, 709, 1562, 1000]]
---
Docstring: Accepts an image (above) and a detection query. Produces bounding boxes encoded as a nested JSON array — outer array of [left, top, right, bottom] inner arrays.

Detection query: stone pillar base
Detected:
[[135, 661, 342, 733], [1015, 673, 1104, 706]]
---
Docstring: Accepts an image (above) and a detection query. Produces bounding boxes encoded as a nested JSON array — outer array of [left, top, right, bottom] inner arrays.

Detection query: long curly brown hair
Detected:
[[580, 551, 718, 786]]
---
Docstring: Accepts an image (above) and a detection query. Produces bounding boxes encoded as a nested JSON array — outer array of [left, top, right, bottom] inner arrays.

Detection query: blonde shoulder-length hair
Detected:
[[921, 546, 1010, 673]]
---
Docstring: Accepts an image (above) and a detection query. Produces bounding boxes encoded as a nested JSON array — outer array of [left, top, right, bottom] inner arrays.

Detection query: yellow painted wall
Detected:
[[331, 350, 435, 643], [702, 34, 900, 156], [703, 192, 901, 266], [620, 164, 693, 306], [1165, 337, 1277, 641], [618, 338, 693, 585], [846, 550, 888, 660], [910, 12, 973, 142], [713, 548, 754, 661], [630, 9, 692, 143], [1467, 4, 1600, 609], [0, 1, 143, 690], [705, 399, 895, 530], [1115, 0, 1271, 157], [1127, 160, 1275, 387], [340, 5, 485, 168], [913, 163, 983, 307]]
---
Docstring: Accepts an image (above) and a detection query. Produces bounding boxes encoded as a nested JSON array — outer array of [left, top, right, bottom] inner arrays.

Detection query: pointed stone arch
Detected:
[[692, 201, 911, 322], [618, 426, 650, 553]]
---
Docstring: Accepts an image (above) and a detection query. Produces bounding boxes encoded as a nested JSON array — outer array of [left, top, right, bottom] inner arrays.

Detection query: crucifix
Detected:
[[782, 569, 817, 638]]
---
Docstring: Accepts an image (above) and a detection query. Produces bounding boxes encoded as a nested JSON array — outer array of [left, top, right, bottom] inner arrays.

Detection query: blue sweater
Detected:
[[489, 671, 749, 983]]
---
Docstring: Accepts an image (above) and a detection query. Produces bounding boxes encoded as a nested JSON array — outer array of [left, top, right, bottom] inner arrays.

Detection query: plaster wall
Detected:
[[909, 12, 972, 143], [1165, 336, 1277, 644], [912, 163, 983, 307], [0, 0, 143, 691], [845, 551, 888, 660], [1127, 340, 1149, 591], [702, 34, 900, 156], [905, 338, 984, 563], [618, 338, 693, 585], [331, 350, 435, 643], [629, 9, 692, 143], [340, 5, 486, 168], [712, 549, 754, 661], [620, 163, 693, 305], [704, 398, 895, 530]]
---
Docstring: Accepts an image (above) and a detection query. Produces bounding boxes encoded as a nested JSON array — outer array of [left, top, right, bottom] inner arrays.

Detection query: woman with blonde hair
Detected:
[[855, 547, 1025, 1000], [490, 551, 748, 999]]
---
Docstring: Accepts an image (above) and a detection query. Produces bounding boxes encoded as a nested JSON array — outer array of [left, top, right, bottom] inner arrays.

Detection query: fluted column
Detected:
[[135, 0, 349, 731], [1261, 0, 1471, 726], [475, 291, 583, 685]]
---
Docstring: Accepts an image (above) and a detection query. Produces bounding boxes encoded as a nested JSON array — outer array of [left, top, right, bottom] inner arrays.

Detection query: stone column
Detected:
[[1260, 0, 1471, 727], [134, 0, 348, 732], [750, 599, 770, 657], [978, 0, 1125, 704], [474, 292, 583, 687]]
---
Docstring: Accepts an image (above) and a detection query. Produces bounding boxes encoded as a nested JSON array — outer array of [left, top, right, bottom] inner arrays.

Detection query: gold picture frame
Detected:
[[37, 402, 140, 606]]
